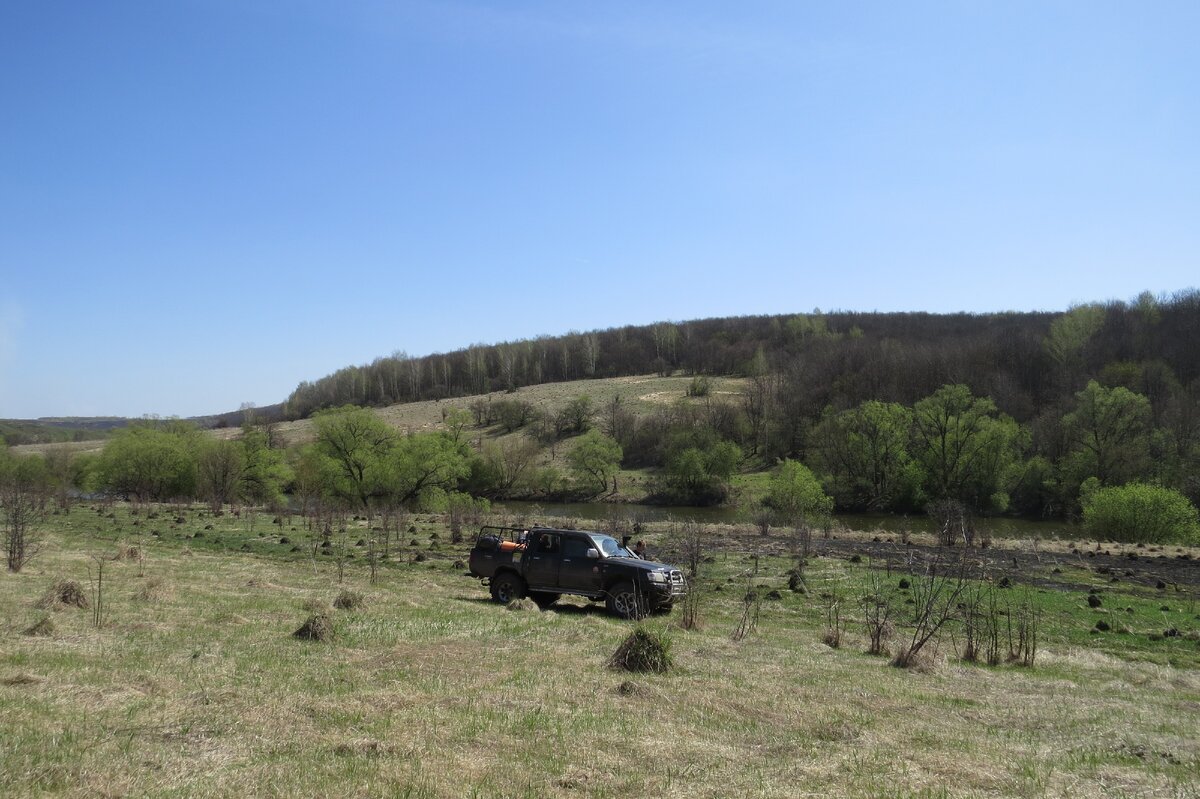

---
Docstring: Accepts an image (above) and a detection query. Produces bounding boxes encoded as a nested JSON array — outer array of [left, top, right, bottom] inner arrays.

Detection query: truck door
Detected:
[[523, 532, 561, 589], [558, 536, 602, 594]]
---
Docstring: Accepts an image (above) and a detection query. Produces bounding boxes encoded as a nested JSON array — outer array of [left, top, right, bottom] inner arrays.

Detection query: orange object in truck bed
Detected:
[[498, 540, 527, 553]]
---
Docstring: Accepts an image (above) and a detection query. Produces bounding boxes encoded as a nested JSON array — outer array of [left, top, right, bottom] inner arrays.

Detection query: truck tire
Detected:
[[606, 581, 648, 620], [490, 573, 526, 604], [529, 591, 561, 609]]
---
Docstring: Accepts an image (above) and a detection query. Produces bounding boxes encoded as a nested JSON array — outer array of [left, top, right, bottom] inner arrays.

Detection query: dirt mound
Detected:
[[115, 545, 142, 561], [294, 613, 334, 642], [36, 580, 89, 611]]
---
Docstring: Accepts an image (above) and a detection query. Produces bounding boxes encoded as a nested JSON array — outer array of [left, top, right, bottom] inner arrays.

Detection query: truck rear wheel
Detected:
[[490, 573, 526, 604], [606, 581, 648, 620]]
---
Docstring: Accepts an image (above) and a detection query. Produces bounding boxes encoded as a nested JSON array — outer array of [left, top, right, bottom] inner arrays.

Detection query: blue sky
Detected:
[[2, 1, 1197, 419]]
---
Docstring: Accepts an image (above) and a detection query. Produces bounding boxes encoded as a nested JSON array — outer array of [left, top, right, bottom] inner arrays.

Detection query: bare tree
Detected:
[[893, 559, 968, 668], [1, 453, 51, 572], [928, 499, 972, 547], [672, 521, 705, 577]]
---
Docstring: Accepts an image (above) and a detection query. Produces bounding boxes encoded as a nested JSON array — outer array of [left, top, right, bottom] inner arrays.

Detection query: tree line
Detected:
[[282, 290, 1200, 429]]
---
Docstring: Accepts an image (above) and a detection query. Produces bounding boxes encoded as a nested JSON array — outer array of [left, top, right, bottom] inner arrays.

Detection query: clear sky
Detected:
[[2, 1, 1198, 419]]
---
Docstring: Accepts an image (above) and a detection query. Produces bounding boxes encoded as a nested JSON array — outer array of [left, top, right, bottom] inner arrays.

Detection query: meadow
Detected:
[[2, 505, 1199, 798]]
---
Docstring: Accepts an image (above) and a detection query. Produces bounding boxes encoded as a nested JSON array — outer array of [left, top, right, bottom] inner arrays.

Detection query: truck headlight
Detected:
[[645, 571, 667, 583]]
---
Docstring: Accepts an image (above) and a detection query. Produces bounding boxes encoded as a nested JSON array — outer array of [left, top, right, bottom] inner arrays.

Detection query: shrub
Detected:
[[766, 460, 834, 526], [609, 627, 673, 673], [1082, 483, 1200, 544], [333, 590, 366, 610]]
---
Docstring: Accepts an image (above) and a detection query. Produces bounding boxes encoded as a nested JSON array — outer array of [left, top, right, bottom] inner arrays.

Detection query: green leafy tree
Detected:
[[661, 439, 741, 505], [568, 430, 623, 495], [97, 423, 201, 502], [312, 406, 396, 512], [384, 432, 474, 506], [1044, 304, 1105, 368], [765, 459, 834, 525], [475, 435, 541, 496], [239, 424, 292, 508], [911, 385, 1022, 512], [811, 400, 922, 511], [556, 395, 595, 437], [443, 407, 472, 443], [1062, 380, 1151, 488], [197, 439, 244, 511], [1082, 483, 1200, 544]]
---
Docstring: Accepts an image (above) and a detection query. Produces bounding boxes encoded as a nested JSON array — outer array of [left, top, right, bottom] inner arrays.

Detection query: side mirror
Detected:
[[586, 548, 600, 559]]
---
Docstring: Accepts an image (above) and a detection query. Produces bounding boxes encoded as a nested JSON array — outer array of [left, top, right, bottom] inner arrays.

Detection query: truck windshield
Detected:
[[591, 535, 634, 558]]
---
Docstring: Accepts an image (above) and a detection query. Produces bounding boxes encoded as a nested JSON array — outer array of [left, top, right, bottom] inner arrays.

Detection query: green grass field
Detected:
[[2, 505, 1199, 798]]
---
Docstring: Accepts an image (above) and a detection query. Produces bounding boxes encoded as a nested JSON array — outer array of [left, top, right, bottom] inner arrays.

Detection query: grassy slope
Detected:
[[13, 373, 746, 448], [2, 507, 1199, 798]]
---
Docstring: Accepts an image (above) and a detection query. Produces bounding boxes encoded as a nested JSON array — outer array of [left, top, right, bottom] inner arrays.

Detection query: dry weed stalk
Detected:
[[678, 582, 702, 631], [859, 568, 896, 656], [731, 583, 761, 642], [823, 590, 843, 648]]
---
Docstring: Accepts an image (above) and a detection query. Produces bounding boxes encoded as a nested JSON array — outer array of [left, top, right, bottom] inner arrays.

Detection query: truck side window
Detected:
[[535, 534, 560, 554], [561, 538, 590, 558]]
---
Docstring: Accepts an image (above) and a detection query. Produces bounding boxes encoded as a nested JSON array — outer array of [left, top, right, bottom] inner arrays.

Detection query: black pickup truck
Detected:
[[468, 526, 687, 619]]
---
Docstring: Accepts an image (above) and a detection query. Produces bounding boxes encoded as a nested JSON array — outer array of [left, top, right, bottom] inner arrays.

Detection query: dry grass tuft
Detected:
[[891, 646, 940, 673], [35, 579, 89, 611], [812, 719, 861, 743], [22, 617, 56, 637], [115, 545, 142, 561], [302, 598, 333, 614], [615, 679, 649, 697], [294, 613, 335, 642], [133, 577, 172, 603], [333, 590, 367, 611], [608, 627, 673, 673], [506, 598, 540, 612]]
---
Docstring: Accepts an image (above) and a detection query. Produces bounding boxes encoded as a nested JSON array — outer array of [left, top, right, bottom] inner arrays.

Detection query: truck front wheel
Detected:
[[490, 573, 526, 604], [606, 581, 648, 620]]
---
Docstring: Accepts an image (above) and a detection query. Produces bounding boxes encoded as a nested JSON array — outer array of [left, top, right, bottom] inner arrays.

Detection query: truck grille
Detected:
[[668, 570, 686, 593]]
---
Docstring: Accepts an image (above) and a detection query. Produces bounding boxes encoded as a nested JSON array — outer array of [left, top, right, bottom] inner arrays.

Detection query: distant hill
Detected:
[[1, 402, 287, 447], [0, 418, 120, 447]]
